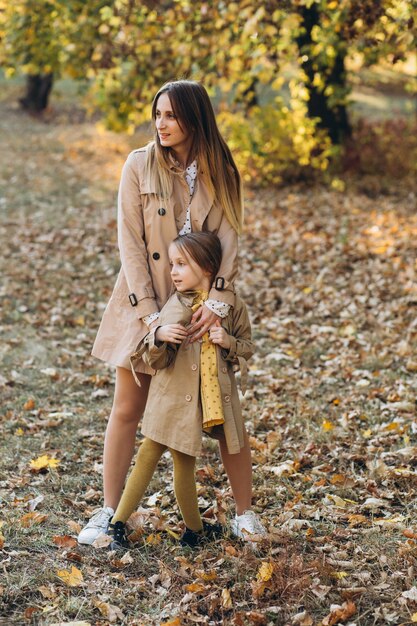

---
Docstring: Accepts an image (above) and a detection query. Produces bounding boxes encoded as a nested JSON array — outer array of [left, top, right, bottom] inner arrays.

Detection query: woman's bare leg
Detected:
[[103, 367, 151, 510], [219, 426, 252, 516]]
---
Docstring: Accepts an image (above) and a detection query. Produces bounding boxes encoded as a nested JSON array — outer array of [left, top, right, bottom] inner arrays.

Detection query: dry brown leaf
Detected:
[[52, 535, 77, 548], [92, 533, 112, 548], [322, 600, 356, 625], [20, 512, 48, 527], [38, 585, 58, 599], [403, 529, 417, 539], [24, 607, 41, 619], [93, 599, 124, 623], [67, 520, 82, 534]]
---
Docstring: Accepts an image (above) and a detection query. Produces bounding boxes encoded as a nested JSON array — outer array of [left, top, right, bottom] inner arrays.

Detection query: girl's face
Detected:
[[155, 93, 192, 156], [168, 243, 211, 293]]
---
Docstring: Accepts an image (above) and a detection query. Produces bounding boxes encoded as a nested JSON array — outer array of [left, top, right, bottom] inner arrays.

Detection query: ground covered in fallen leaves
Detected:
[[1, 92, 417, 626]]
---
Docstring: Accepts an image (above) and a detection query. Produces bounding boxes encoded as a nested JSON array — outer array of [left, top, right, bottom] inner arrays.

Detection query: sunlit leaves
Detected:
[[56, 565, 84, 587], [29, 454, 60, 472]]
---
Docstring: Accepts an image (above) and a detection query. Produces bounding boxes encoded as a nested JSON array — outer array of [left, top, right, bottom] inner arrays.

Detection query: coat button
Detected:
[[191, 364, 198, 371], [158, 208, 166, 216], [185, 394, 192, 401], [224, 395, 230, 402], [152, 252, 160, 260], [222, 366, 227, 373]]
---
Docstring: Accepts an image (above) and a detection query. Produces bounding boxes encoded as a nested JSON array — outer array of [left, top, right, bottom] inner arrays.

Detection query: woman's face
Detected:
[[155, 93, 192, 157]]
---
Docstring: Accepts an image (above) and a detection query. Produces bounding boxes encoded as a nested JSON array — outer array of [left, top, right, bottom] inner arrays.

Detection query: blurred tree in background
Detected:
[[0, 0, 415, 184]]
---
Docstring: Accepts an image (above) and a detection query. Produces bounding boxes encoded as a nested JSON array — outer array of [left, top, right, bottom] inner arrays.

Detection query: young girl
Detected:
[[106, 231, 265, 549], [78, 80, 263, 545]]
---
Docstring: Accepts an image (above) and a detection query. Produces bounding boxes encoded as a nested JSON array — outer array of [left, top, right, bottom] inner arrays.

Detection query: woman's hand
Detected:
[[209, 319, 231, 349], [187, 305, 220, 342], [155, 324, 188, 344]]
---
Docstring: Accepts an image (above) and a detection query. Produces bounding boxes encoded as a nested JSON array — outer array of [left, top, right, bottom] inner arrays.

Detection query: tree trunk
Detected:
[[296, 4, 351, 144], [19, 73, 54, 113]]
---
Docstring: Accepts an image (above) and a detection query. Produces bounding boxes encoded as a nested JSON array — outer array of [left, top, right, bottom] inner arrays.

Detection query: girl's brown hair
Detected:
[[172, 231, 222, 284], [144, 80, 243, 234]]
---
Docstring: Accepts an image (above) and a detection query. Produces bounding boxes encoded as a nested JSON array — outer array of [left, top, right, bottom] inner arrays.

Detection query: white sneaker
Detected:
[[77, 506, 114, 545], [230, 510, 267, 542]]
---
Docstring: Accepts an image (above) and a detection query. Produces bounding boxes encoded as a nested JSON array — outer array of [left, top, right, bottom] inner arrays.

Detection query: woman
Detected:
[[78, 80, 265, 545]]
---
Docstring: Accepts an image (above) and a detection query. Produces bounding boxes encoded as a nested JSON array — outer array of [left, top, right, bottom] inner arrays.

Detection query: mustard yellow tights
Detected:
[[112, 438, 202, 532]]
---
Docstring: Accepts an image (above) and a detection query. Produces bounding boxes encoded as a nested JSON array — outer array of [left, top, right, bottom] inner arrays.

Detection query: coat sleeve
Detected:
[[143, 331, 178, 370], [117, 151, 159, 319], [208, 210, 238, 307], [221, 298, 254, 363], [132, 330, 178, 371]]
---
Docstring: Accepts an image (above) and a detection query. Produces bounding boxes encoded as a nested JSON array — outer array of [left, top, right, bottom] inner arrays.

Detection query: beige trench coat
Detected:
[[92, 146, 239, 371], [130, 291, 254, 456]]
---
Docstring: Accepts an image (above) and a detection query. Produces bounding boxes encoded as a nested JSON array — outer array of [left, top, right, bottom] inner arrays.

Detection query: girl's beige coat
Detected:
[[92, 148, 238, 371], [130, 291, 253, 456]]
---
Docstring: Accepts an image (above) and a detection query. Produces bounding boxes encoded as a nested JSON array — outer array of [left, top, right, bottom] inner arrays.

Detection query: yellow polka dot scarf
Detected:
[[191, 292, 225, 431]]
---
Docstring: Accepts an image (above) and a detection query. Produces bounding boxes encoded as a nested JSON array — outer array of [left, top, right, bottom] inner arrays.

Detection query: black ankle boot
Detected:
[[180, 520, 223, 548], [107, 520, 130, 550]]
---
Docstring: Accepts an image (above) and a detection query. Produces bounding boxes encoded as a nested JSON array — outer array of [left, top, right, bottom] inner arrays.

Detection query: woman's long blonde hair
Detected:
[[144, 80, 243, 234]]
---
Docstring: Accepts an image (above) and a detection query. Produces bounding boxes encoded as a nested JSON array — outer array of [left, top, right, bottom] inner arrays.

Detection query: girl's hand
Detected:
[[209, 319, 231, 349], [187, 305, 220, 343], [155, 324, 188, 344]]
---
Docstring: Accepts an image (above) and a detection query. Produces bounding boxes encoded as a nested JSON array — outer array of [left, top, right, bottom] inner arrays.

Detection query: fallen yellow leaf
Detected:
[[257, 561, 274, 582], [322, 419, 334, 432], [221, 588, 233, 609], [30, 455, 60, 472], [57, 565, 83, 587], [412, 612, 417, 622], [348, 514, 368, 527], [196, 569, 217, 581], [165, 528, 181, 540]]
